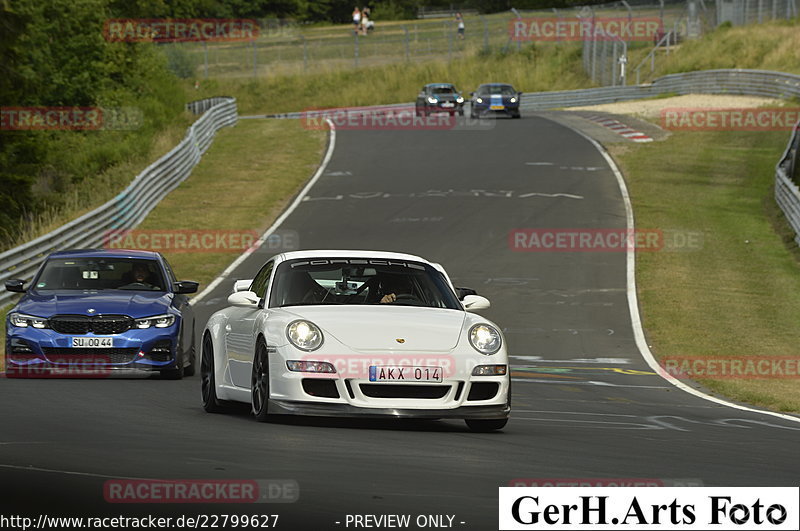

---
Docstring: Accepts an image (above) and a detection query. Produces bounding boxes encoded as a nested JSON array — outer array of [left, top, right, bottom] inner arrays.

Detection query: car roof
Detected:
[[47, 248, 162, 260], [478, 83, 514, 88], [274, 249, 433, 265], [425, 83, 456, 88]]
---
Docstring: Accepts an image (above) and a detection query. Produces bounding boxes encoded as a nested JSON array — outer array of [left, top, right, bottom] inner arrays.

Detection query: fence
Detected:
[[717, 0, 798, 25], [519, 68, 800, 109], [0, 98, 237, 308]]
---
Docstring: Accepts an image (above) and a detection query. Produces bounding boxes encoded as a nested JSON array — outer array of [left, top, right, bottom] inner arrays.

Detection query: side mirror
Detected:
[[233, 279, 253, 293], [455, 287, 477, 301], [470, 92, 475, 96], [227, 290, 259, 307], [173, 281, 199, 294], [5, 279, 27, 293], [462, 294, 491, 312], [518, 91, 523, 97]]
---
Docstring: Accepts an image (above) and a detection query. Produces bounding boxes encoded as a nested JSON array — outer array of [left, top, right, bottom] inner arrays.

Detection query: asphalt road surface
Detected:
[[2, 114, 799, 530]]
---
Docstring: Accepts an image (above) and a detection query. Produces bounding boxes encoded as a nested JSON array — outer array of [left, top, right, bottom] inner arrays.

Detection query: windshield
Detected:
[[431, 86, 456, 95], [269, 258, 461, 309], [477, 85, 516, 96], [34, 257, 166, 291]]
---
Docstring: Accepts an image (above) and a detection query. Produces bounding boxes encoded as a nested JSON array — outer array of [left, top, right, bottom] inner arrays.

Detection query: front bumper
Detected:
[[268, 400, 509, 419], [472, 106, 519, 116], [263, 346, 510, 419], [5, 325, 180, 375]]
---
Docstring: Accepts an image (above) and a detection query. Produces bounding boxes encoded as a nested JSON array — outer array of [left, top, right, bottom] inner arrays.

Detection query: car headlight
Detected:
[[134, 314, 176, 329], [287, 320, 323, 351], [510, 97, 517, 103], [9, 313, 49, 329], [456, 96, 464, 103], [469, 324, 502, 355], [476, 97, 483, 103], [427, 96, 437, 104]]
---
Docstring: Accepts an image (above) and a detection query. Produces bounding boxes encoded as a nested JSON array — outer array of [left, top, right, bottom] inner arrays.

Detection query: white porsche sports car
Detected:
[[201, 250, 510, 431]]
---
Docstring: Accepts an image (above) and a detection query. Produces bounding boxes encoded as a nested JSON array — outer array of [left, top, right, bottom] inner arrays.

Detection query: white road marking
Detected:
[[191, 119, 337, 304], [567, 121, 800, 425]]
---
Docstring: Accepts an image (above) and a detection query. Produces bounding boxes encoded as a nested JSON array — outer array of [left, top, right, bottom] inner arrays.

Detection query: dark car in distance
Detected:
[[5, 249, 199, 379], [470, 83, 522, 119], [415, 83, 465, 116]]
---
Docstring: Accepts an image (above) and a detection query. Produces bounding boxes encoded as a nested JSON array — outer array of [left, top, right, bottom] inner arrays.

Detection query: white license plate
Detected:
[[441, 102, 454, 107], [71, 337, 113, 348], [369, 366, 442, 383], [490, 104, 505, 110]]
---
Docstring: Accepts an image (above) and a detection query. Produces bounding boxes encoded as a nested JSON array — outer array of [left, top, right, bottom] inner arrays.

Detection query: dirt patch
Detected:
[[570, 94, 785, 120]]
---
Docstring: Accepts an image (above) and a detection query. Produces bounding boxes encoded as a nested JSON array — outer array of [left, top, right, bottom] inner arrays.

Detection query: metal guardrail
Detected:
[[0, 97, 238, 308], [520, 69, 800, 110], [518, 68, 800, 246], [775, 122, 800, 244]]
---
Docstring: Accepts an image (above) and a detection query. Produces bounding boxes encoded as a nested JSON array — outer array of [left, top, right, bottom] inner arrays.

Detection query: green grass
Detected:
[[630, 19, 800, 83], [135, 119, 326, 288], [1, 120, 325, 373], [610, 129, 800, 412], [188, 42, 589, 115]]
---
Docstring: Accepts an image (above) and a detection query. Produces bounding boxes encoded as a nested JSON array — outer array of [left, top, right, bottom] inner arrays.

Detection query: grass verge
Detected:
[[188, 42, 588, 115], [0, 120, 326, 373], [610, 129, 800, 413], [135, 118, 326, 288]]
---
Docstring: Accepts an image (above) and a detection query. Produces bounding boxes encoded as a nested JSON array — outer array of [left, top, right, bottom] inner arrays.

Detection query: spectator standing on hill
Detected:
[[360, 8, 369, 35], [455, 12, 465, 39], [352, 7, 361, 34]]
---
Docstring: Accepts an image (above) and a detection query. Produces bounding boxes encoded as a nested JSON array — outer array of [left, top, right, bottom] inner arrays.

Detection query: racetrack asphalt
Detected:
[[1, 114, 798, 530]]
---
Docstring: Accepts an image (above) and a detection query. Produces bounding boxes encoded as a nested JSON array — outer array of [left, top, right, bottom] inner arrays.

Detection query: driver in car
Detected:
[[120, 263, 158, 289], [379, 276, 414, 304]]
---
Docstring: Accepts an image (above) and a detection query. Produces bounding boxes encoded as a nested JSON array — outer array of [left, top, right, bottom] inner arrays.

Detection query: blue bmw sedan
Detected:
[[4, 249, 198, 379]]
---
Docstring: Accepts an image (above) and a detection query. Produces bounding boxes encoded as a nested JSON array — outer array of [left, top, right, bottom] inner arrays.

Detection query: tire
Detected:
[[201, 333, 228, 413], [512, 111, 521, 119], [465, 418, 508, 432], [183, 332, 197, 377], [458, 108, 464, 117], [251, 339, 271, 422]]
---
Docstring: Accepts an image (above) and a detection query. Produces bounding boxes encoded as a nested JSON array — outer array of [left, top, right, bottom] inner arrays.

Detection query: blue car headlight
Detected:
[[9, 312, 49, 329], [134, 314, 176, 329], [475, 97, 483, 104], [510, 97, 517, 103]]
